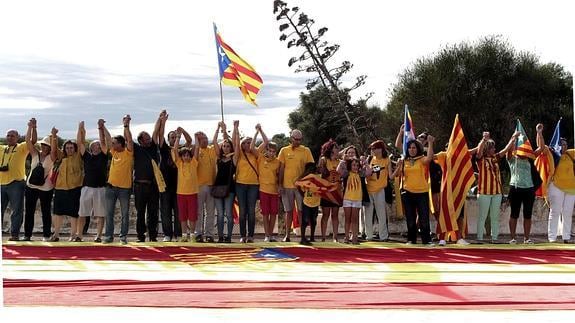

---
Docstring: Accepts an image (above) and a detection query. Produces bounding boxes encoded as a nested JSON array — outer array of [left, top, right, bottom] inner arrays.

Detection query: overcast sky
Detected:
[[1, 0, 573, 139]]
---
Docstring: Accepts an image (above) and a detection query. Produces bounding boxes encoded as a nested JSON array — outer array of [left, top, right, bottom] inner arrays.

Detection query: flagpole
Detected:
[[219, 80, 224, 123]]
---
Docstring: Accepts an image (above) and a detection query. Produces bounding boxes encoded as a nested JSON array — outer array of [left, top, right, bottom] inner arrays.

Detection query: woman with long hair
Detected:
[[317, 139, 342, 242]]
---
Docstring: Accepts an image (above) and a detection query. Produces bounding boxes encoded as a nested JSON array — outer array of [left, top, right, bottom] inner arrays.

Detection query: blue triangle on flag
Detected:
[[253, 248, 298, 260]]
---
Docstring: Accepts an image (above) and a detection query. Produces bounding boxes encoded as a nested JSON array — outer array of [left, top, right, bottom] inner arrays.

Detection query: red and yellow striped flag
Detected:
[[214, 24, 263, 106], [438, 115, 475, 234]]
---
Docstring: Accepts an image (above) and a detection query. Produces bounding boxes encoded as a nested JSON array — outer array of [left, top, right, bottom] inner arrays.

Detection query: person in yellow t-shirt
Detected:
[[2, 119, 35, 241], [392, 136, 435, 245], [296, 162, 321, 245], [172, 128, 200, 242], [194, 127, 217, 243], [338, 157, 367, 245], [232, 120, 260, 243], [51, 126, 84, 242], [544, 131, 575, 243], [102, 115, 134, 244], [278, 129, 314, 242], [255, 124, 280, 242], [365, 140, 391, 242], [317, 139, 342, 242]]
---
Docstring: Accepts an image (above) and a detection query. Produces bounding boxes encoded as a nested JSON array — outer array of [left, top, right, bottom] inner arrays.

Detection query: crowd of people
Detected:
[[1, 111, 574, 245]]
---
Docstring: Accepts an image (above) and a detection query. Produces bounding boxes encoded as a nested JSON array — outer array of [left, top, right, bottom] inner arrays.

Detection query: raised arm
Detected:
[[50, 127, 59, 162], [391, 159, 404, 178], [395, 124, 404, 151], [77, 121, 86, 155], [475, 131, 490, 159], [256, 123, 269, 152], [101, 119, 113, 154], [232, 120, 240, 165], [180, 128, 192, 148], [25, 118, 36, 154], [97, 119, 108, 154], [250, 126, 259, 155], [213, 122, 222, 157], [172, 127, 183, 163], [422, 135, 435, 165], [152, 110, 165, 145], [123, 115, 133, 152], [193, 132, 200, 160], [505, 131, 520, 160], [534, 123, 546, 157]]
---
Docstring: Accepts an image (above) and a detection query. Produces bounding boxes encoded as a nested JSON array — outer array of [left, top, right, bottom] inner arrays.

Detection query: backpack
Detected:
[[29, 162, 46, 186]]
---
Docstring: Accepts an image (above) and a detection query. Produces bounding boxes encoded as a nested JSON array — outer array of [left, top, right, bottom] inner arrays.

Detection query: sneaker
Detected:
[[564, 240, 572, 244], [264, 236, 270, 242], [102, 237, 113, 244], [509, 239, 517, 244], [456, 239, 470, 245], [163, 236, 172, 242], [426, 242, 435, 247], [524, 239, 534, 244], [180, 235, 189, 242], [239, 237, 247, 243], [269, 236, 277, 242], [8, 236, 19, 241], [42, 237, 50, 242], [94, 237, 102, 243], [224, 236, 232, 243], [299, 239, 312, 246], [195, 235, 204, 243], [247, 237, 254, 243], [217, 237, 224, 243], [549, 239, 557, 243], [491, 239, 499, 244], [150, 238, 158, 242], [405, 241, 413, 245], [205, 236, 214, 243], [438, 240, 447, 246], [22, 236, 31, 241], [120, 237, 128, 245]]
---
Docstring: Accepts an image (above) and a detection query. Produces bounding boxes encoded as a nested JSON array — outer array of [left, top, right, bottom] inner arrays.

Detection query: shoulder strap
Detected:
[[242, 149, 259, 178]]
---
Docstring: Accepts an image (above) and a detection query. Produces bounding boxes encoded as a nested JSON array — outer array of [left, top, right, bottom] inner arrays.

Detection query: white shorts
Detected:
[[342, 199, 362, 208], [79, 186, 107, 217]]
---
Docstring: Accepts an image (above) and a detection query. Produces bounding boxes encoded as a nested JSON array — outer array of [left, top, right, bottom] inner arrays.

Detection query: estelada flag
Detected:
[[514, 119, 535, 159], [438, 115, 475, 234], [214, 23, 263, 106]]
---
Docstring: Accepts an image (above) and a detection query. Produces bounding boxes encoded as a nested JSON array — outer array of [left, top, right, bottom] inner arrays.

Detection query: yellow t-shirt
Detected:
[[402, 157, 429, 193], [278, 145, 314, 189], [55, 152, 83, 190], [108, 148, 134, 189], [258, 152, 280, 194], [366, 156, 390, 193], [174, 157, 199, 195], [552, 149, 575, 193], [197, 146, 217, 186], [236, 151, 259, 185], [0, 142, 29, 185], [303, 188, 321, 208], [343, 171, 362, 201]]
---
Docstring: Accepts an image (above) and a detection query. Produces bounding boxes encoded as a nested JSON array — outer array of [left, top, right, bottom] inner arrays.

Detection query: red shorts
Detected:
[[259, 191, 279, 215], [177, 194, 198, 222]]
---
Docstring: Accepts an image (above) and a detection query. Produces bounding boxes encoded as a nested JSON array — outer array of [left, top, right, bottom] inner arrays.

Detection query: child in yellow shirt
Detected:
[[295, 162, 322, 245]]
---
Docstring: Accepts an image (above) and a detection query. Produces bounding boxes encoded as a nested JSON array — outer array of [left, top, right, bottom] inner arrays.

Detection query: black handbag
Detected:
[[211, 185, 230, 198], [29, 161, 46, 186]]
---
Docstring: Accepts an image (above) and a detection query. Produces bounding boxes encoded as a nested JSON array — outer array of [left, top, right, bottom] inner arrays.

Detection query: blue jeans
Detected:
[[235, 183, 259, 238], [105, 186, 131, 240], [215, 193, 235, 239], [1, 180, 26, 237]]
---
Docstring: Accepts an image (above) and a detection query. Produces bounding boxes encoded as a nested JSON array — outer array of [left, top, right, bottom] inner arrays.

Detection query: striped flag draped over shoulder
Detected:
[[295, 174, 343, 206], [438, 115, 475, 234], [214, 23, 263, 106], [534, 119, 561, 197]]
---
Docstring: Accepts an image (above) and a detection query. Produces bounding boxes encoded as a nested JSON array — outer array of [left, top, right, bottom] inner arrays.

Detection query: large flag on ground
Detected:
[[514, 119, 535, 159], [534, 119, 561, 197], [214, 23, 263, 106], [403, 105, 416, 157], [438, 115, 475, 234]]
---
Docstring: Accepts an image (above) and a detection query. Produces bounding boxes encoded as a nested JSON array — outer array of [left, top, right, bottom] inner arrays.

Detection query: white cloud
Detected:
[[0, 98, 54, 110]]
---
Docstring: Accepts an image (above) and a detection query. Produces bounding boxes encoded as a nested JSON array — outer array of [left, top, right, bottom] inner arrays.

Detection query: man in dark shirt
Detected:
[[133, 113, 163, 242], [77, 120, 109, 242], [157, 111, 191, 242]]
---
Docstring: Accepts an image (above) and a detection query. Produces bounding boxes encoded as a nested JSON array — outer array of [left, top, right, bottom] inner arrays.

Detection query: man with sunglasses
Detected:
[[278, 129, 314, 242], [1, 119, 36, 240]]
